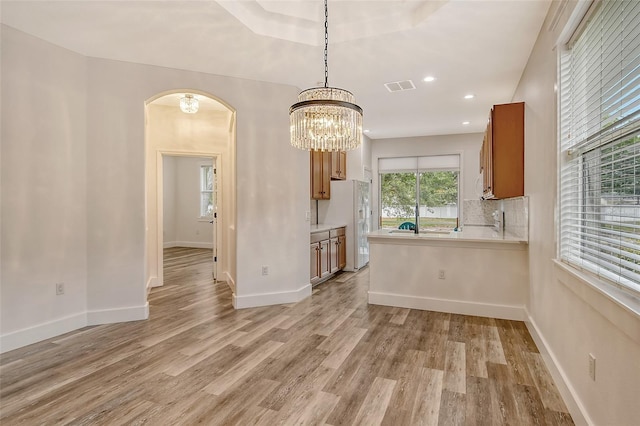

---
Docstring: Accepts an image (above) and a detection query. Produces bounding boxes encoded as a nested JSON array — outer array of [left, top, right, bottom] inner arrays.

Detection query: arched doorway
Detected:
[[144, 90, 236, 299]]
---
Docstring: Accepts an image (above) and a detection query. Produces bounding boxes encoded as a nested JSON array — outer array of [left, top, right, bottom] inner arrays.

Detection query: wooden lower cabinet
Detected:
[[338, 235, 346, 269], [330, 237, 340, 274], [311, 227, 346, 284], [310, 243, 320, 282], [319, 239, 331, 279]]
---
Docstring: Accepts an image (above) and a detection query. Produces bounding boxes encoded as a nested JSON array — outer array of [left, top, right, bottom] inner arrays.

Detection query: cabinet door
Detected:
[[329, 237, 339, 273], [311, 151, 331, 199], [330, 151, 347, 180], [310, 243, 320, 281], [319, 239, 331, 278], [491, 102, 524, 198], [338, 235, 346, 269]]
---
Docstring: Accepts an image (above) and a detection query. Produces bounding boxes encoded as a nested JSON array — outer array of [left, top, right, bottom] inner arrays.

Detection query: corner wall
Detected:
[[1, 26, 88, 351], [513, 2, 640, 424]]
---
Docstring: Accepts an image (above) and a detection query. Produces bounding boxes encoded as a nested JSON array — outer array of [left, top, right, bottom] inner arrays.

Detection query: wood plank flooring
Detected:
[[0, 247, 574, 425]]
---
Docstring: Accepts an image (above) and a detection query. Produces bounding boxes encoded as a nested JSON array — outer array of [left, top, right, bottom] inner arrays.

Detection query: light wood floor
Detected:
[[0, 247, 573, 425]]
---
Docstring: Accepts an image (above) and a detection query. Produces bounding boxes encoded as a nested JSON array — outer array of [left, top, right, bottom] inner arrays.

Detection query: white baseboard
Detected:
[[0, 312, 87, 354], [163, 241, 213, 249], [87, 303, 149, 326], [368, 291, 526, 321], [147, 276, 161, 292], [233, 284, 312, 309], [224, 271, 236, 294], [525, 313, 591, 426]]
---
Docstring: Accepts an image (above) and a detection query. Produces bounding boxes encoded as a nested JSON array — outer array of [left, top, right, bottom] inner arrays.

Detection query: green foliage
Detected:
[[380, 170, 459, 223], [380, 172, 417, 218], [419, 171, 459, 206]]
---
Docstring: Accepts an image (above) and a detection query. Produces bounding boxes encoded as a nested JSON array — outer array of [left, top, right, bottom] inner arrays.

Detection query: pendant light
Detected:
[[289, 0, 363, 151], [180, 94, 199, 114]]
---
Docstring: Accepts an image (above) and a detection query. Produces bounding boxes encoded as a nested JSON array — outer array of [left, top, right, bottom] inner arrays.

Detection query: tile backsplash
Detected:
[[463, 196, 529, 240], [463, 199, 502, 226]]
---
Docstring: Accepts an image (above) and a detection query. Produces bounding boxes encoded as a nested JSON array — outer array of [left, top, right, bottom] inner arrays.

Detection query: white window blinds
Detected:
[[378, 155, 459, 173], [559, 0, 640, 293]]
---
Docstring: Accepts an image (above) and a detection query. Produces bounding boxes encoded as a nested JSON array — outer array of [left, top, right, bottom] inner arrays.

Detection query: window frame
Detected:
[[557, 0, 640, 296], [378, 155, 461, 230], [199, 164, 214, 219]]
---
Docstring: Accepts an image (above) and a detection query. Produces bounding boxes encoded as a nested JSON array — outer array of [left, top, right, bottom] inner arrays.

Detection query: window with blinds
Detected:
[[559, 0, 640, 294], [378, 155, 460, 230]]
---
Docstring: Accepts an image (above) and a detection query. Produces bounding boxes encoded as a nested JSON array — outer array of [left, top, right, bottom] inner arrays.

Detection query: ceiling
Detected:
[[1, 0, 551, 140]]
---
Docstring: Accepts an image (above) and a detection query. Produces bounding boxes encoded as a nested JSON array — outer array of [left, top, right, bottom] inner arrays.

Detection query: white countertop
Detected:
[[367, 226, 528, 244], [311, 223, 347, 233]]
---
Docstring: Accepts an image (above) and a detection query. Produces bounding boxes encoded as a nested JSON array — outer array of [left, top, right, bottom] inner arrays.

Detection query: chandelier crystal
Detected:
[[290, 0, 362, 151], [180, 94, 199, 114]]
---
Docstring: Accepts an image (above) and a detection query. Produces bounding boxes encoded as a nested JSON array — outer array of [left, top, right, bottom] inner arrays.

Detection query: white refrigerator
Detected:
[[321, 180, 371, 271]]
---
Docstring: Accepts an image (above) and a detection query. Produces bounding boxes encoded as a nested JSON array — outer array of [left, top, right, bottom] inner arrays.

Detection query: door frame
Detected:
[[157, 150, 222, 287]]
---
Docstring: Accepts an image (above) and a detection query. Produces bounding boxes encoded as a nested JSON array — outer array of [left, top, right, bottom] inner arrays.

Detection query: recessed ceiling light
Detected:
[[462, 121, 470, 125], [464, 94, 475, 99], [423, 76, 436, 82], [364, 129, 370, 133]]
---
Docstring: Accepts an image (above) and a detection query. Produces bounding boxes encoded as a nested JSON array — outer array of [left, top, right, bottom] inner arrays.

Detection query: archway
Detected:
[[144, 90, 236, 299]]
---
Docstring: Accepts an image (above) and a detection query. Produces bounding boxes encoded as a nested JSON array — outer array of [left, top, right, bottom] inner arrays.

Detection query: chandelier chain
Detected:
[[324, 0, 328, 88]]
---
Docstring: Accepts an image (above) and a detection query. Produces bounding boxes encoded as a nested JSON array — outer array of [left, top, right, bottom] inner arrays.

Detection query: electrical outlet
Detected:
[[262, 266, 269, 276], [588, 353, 596, 381], [56, 283, 65, 295], [305, 211, 311, 222], [438, 270, 445, 279]]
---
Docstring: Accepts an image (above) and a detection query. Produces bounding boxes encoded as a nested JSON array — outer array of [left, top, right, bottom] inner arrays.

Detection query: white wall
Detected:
[[163, 156, 215, 248], [173, 156, 214, 248], [370, 133, 483, 228], [369, 239, 528, 320], [1, 27, 88, 351], [346, 134, 372, 181], [162, 156, 177, 244], [513, 2, 640, 424], [1, 24, 311, 351]]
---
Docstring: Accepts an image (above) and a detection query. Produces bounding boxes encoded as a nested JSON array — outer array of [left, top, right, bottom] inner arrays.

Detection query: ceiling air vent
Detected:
[[384, 80, 416, 92]]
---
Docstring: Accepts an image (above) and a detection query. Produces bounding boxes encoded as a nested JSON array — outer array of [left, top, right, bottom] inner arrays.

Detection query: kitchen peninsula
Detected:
[[367, 226, 528, 320]]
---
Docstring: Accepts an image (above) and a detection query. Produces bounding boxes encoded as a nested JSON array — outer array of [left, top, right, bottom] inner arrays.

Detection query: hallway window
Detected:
[[200, 165, 214, 218], [559, 0, 640, 293]]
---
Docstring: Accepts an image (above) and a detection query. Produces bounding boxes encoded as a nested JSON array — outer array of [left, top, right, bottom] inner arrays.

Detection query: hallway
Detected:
[[0, 248, 573, 425]]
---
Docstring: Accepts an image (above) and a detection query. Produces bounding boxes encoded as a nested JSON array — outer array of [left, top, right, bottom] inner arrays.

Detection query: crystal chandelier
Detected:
[[180, 94, 199, 114], [289, 0, 363, 151]]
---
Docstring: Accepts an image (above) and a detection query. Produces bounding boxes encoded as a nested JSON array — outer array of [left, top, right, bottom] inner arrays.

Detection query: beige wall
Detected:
[[514, 2, 640, 424]]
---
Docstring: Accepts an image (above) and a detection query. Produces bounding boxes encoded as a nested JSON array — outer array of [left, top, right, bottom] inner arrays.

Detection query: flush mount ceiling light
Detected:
[[423, 76, 436, 82], [464, 94, 475, 99], [289, 0, 363, 151], [462, 121, 470, 125], [180, 94, 199, 114]]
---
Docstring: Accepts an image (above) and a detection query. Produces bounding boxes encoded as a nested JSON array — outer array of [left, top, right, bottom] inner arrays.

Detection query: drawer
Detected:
[[330, 227, 345, 238], [310, 231, 330, 243]]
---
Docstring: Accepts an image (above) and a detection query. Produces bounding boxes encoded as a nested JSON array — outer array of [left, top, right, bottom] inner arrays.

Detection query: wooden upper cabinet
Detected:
[[311, 150, 331, 199], [481, 102, 524, 199], [330, 151, 347, 180]]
